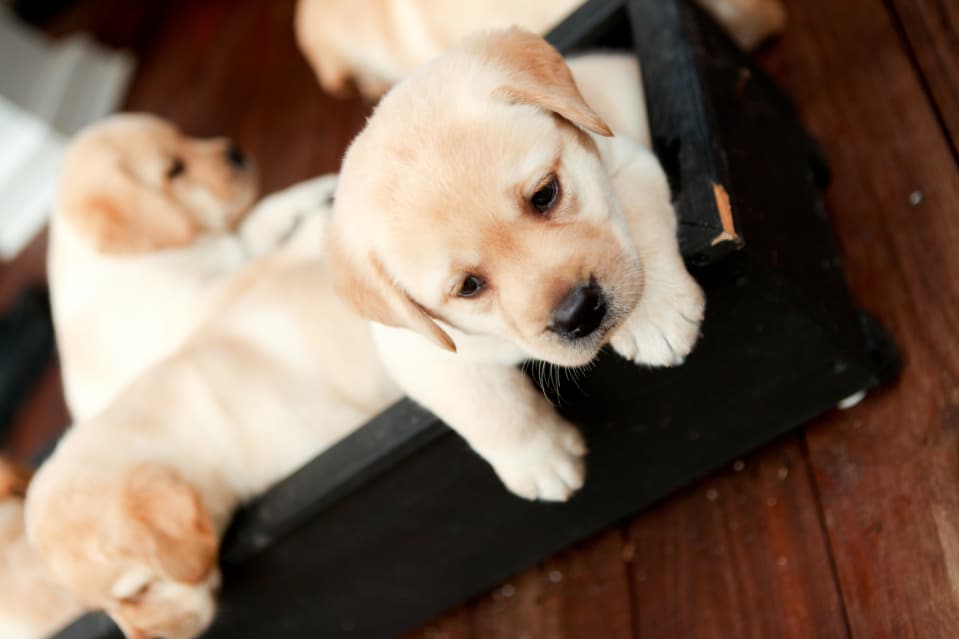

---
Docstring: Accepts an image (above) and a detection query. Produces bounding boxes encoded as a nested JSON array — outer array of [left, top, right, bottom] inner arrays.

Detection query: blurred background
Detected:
[[0, 0, 373, 462]]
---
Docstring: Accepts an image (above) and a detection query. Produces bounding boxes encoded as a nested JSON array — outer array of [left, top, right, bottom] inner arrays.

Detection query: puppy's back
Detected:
[[48, 209, 247, 421]]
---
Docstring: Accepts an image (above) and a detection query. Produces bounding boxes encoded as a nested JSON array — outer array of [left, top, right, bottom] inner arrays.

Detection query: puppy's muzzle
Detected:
[[549, 282, 607, 340], [225, 141, 249, 170]]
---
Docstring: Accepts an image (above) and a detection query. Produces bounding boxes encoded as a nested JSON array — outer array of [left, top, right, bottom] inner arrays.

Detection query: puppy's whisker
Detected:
[[551, 363, 561, 406], [564, 364, 586, 396], [534, 360, 556, 407], [547, 362, 561, 407]]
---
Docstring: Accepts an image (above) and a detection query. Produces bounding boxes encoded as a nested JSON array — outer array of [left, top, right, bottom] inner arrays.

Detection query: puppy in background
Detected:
[[295, 0, 786, 100], [0, 458, 84, 639], [49, 114, 258, 421], [28, 174, 404, 639]]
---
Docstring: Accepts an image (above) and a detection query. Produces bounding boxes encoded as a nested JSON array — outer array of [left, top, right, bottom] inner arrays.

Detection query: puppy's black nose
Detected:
[[225, 142, 248, 169], [550, 282, 607, 339]]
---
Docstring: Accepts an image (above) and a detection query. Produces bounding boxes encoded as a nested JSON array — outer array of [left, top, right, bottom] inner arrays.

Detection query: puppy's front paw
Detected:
[[486, 423, 586, 502], [611, 270, 705, 367], [241, 174, 338, 255]]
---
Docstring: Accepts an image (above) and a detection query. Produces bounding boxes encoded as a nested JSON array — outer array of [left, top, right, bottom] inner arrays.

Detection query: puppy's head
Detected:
[[29, 464, 219, 639], [328, 28, 644, 366], [59, 113, 259, 255]]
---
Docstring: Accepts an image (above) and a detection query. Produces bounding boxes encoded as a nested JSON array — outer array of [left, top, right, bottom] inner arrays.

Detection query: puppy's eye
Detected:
[[167, 157, 186, 179], [531, 176, 560, 214], [457, 275, 485, 298]]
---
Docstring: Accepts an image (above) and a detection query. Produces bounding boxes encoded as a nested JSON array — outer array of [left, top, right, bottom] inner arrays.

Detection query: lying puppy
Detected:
[[0, 458, 84, 639], [295, 0, 786, 100], [49, 114, 259, 421], [28, 175, 403, 639], [327, 30, 705, 500]]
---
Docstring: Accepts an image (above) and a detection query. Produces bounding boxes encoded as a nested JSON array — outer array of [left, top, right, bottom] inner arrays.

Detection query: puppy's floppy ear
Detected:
[[482, 28, 612, 137], [114, 464, 217, 584], [326, 224, 456, 352], [64, 163, 198, 255]]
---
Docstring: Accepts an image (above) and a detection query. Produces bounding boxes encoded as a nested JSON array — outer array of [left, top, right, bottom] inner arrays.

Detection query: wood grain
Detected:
[[468, 528, 636, 639], [627, 439, 849, 639], [760, 0, 959, 636], [887, 0, 959, 154], [397, 525, 636, 639]]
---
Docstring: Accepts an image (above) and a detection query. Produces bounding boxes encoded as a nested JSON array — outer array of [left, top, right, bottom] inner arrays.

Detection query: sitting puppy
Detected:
[[28, 175, 403, 639], [0, 458, 84, 639], [295, 0, 786, 100], [327, 30, 706, 500], [49, 114, 259, 421]]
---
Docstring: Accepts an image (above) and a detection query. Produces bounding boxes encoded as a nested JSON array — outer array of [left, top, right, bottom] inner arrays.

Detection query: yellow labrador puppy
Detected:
[[295, 0, 786, 99], [0, 458, 84, 639], [49, 114, 259, 421], [327, 30, 705, 500], [28, 174, 403, 639]]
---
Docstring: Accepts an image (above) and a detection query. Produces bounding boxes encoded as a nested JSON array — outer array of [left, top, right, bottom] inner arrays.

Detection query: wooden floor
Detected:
[[1, 0, 957, 636]]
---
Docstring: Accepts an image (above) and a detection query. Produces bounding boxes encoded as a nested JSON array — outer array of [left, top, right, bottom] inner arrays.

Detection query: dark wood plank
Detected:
[[0, 234, 58, 458], [42, 0, 161, 48], [0, 232, 48, 310], [119, 0, 370, 191], [888, 0, 959, 155], [5, 362, 69, 459], [468, 528, 635, 639], [760, 0, 959, 636], [627, 439, 848, 639], [410, 443, 846, 639]]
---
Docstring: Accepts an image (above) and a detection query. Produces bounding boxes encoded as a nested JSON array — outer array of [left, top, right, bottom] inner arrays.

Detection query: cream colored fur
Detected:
[[29, 174, 402, 639], [327, 33, 704, 502], [49, 114, 260, 422], [0, 459, 83, 639]]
